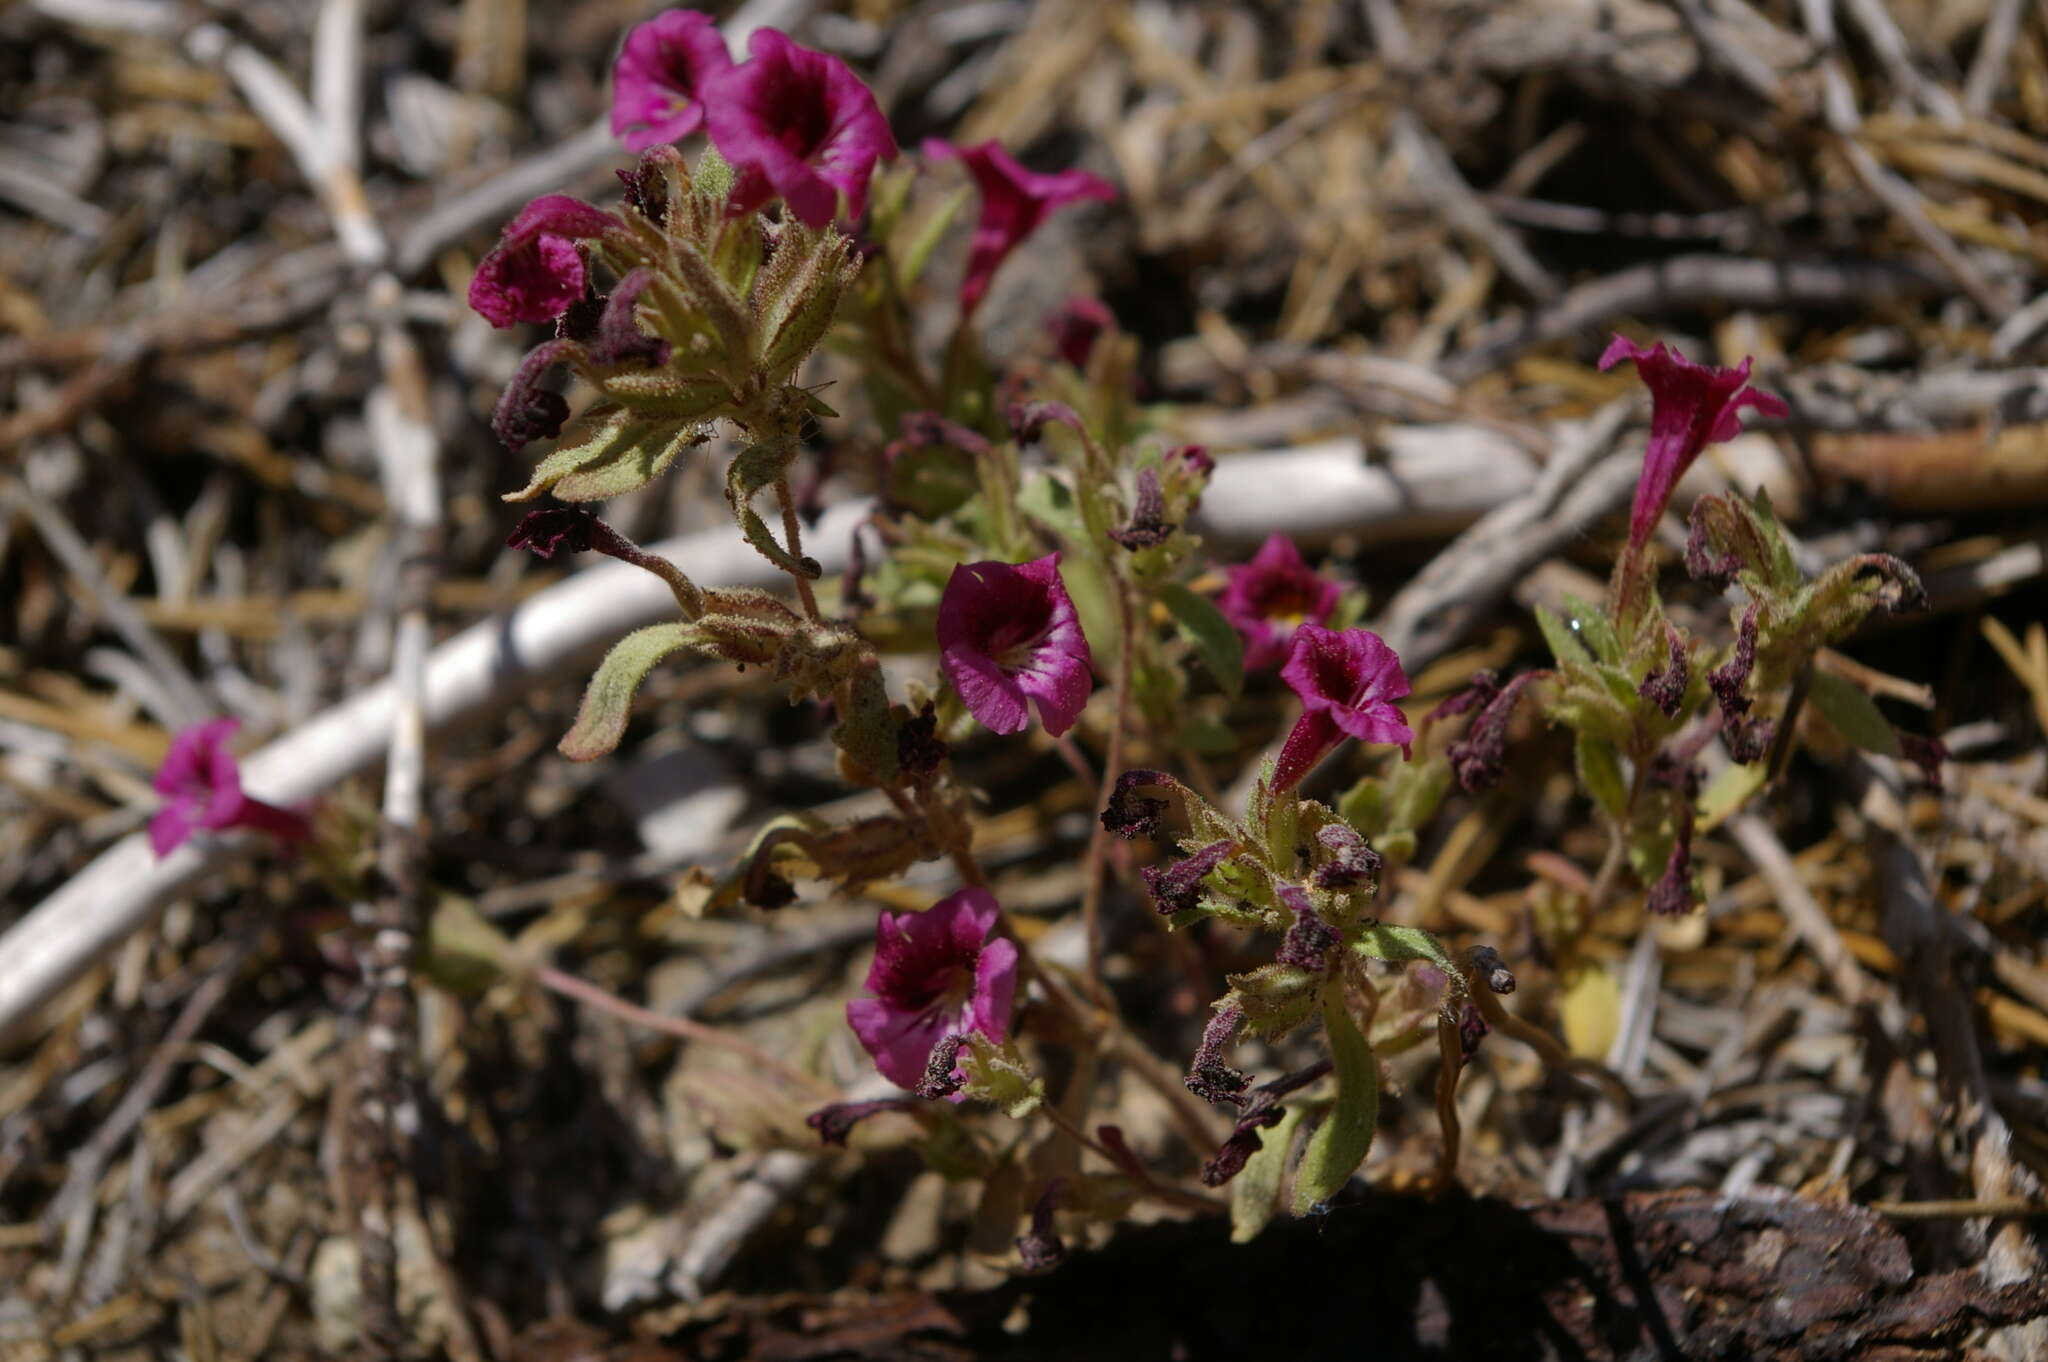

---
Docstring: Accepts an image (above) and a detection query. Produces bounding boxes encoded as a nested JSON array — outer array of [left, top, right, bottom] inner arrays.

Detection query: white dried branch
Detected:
[[0, 432, 1575, 1041]]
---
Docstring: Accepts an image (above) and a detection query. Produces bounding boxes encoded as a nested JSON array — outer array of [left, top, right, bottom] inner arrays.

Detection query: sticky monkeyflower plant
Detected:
[[468, 8, 1584, 1258], [1431, 335, 1938, 928]]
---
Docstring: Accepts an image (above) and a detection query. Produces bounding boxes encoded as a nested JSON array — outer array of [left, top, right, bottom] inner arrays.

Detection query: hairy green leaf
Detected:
[[1293, 994, 1378, 1213], [1575, 734, 1628, 818], [1231, 1103, 1303, 1244], [1158, 582, 1244, 700], [560, 622, 703, 761], [1352, 923, 1461, 977], [1809, 670, 1903, 759]]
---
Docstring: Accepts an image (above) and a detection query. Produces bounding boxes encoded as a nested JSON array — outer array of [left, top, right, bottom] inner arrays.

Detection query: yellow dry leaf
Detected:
[[1560, 962, 1621, 1060]]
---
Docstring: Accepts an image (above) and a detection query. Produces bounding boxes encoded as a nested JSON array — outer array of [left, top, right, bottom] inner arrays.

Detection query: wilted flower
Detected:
[[938, 555, 1093, 737], [1141, 838, 1237, 916], [609, 9, 733, 151], [923, 140, 1116, 320], [1272, 625, 1414, 791], [704, 29, 897, 229], [1217, 534, 1342, 671], [848, 888, 1020, 1092], [468, 195, 625, 328], [150, 719, 310, 858], [1599, 335, 1787, 553]]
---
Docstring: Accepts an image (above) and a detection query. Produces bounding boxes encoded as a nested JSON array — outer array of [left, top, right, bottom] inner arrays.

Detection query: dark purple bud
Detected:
[[1467, 945, 1515, 994], [1274, 885, 1340, 973], [895, 410, 991, 458], [491, 339, 573, 453], [506, 507, 599, 560], [1185, 1004, 1250, 1108], [1169, 443, 1215, 480], [1446, 671, 1545, 792], [617, 153, 672, 228], [1709, 601, 1771, 763], [1899, 732, 1947, 792], [1142, 838, 1237, 917], [1639, 623, 1690, 720], [1457, 1000, 1490, 1060], [1645, 803, 1696, 916], [915, 1034, 967, 1100], [1015, 1179, 1066, 1274], [1101, 769, 1175, 839], [1008, 399, 1082, 445], [806, 1097, 914, 1146], [588, 267, 669, 368], [1684, 500, 1741, 589], [896, 703, 947, 782], [1428, 669, 1500, 724], [1199, 1059, 1331, 1187], [1312, 823, 1382, 891], [1109, 468, 1173, 550], [555, 289, 607, 343], [1851, 554, 1927, 614]]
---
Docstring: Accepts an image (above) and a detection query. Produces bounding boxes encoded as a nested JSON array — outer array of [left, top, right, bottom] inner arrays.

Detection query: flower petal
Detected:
[[610, 9, 733, 151]]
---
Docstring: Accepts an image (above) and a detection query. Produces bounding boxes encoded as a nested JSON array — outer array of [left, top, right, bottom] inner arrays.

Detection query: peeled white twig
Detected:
[[0, 432, 1576, 1041]]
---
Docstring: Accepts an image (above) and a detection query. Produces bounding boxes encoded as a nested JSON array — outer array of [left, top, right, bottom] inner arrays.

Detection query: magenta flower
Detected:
[[702, 29, 896, 229], [610, 9, 733, 151], [149, 719, 311, 858], [848, 888, 1020, 1092], [938, 555, 1094, 738], [1272, 625, 1414, 791], [1217, 534, 1343, 671], [468, 194, 625, 328], [923, 140, 1116, 320], [1599, 335, 1787, 552]]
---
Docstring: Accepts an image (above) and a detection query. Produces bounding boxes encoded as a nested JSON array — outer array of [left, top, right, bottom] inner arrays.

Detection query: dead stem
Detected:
[[1077, 583, 1138, 1009]]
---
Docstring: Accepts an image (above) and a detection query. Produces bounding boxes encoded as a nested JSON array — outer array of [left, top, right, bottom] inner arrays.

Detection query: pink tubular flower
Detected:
[[150, 719, 311, 858], [1272, 625, 1414, 792], [848, 888, 1020, 1092], [1048, 296, 1115, 368], [923, 140, 1117, 320], [703, 29, 896, 229], [938, 555, 1094, 738], [469, 195, 626, 328], [1217, 534, 1343, 671], [610, 9, 733, 151], [1599, 335, 1788, 552]]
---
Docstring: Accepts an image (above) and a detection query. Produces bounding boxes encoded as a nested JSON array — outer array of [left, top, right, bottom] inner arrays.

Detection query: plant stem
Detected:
[[774, 478, 822, 621], [1077, 584, 1137, 1008]]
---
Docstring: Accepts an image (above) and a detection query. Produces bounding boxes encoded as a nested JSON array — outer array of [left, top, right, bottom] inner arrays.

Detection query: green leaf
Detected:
[[1293, 993, 1379, 1213], [503, 404, 635, 502], [1809, 670, 1903, 759], [1158, 582, 1244, 700], [725, 443, 817, 579], [958, 1034, 1044, 1118], [1535, 603, 1592, 667], [898, 184, 973, 290], [1017, 472, 1087, 543], [1697, 757, 1766, 828], [1352, 923, 1461, 977], [1230, 1103, 1303, 1243], [559, 622, 703, 761], [551, 421, 700, 502], [1575, 734, 1628, 819], [1561, 594, 1621, 664]]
